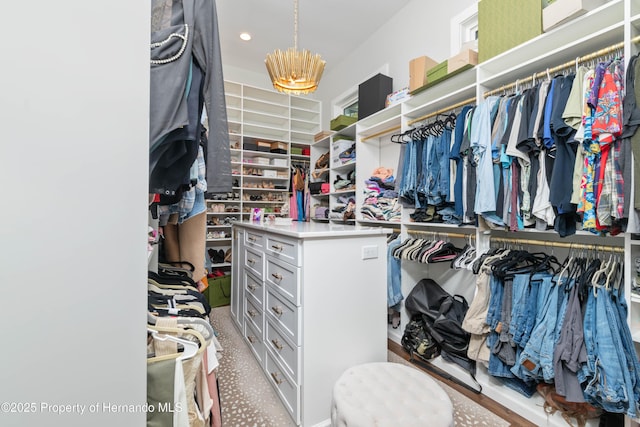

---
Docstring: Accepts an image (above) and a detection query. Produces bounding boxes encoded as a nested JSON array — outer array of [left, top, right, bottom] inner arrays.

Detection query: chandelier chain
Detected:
[[293, 0, 298, 51]]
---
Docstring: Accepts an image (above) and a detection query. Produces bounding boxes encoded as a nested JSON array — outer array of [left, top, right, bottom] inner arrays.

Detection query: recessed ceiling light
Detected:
[[240, 32, 252, 41]]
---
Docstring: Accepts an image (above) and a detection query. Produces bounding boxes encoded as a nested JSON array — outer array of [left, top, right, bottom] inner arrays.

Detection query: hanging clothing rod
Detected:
[[407, 229, 476, 240], [483, 35, 640, 98], [489, 236, 624, 253], [361, 125, 402, 142], [407, 96, 477, 126]]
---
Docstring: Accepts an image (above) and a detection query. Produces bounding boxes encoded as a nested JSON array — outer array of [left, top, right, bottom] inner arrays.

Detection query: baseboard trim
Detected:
[[388, 339, 537, 427]]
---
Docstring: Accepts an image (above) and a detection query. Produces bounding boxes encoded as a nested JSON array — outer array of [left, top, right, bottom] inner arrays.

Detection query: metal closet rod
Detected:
[[360, 125, 402, 142], [483, 35, 640, 98], [407, 229, 476, 240], [407, 96, 477, 126], [489, 236, 624, 253]]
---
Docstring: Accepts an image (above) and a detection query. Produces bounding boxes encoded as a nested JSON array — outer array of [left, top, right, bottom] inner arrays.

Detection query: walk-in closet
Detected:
[[4, 1, 640, 427]]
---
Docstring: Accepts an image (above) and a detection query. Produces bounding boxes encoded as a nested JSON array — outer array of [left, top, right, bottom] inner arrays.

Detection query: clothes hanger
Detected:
[[147, 328, 199, 362], [148, 311, 215, 341]]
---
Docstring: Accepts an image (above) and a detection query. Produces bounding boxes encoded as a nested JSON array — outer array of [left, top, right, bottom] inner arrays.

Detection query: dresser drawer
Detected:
[[265, 349, 300, 424], [244, 315, 264, 365], [244, 295, 263, 335], [243, 246, 264, 279], [244, 269, 264, 305], [266, 256, 300, 306], [265, 318, 300, 381], [264, 234, 300, 266], [265, 286, 300, 346], [244, 230, 264, 248]]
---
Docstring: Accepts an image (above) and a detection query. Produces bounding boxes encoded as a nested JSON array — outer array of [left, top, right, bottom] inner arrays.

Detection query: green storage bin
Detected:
[[426, 60, 449, 85], [206, 275, 231, 307], [330, 115, 357, 131], [333, 134, 354, 142], [478, 0, 543, 63]]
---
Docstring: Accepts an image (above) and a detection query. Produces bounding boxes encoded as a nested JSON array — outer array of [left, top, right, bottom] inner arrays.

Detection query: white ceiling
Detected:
[[216, 0, 412, 75]]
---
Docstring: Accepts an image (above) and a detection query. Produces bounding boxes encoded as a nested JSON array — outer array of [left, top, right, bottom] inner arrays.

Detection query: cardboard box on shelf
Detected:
[[409, 56, 438, 92], [314, 130, 333, 142], [270, 158, 288, 167], [543, 0, 607, 32], [270, 141, 287, 154], [256, 140, 271, 152], [448, 49, 478, 74]]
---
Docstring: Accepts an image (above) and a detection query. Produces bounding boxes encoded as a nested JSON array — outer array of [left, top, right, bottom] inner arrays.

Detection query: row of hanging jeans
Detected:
[[461, 248, 640, 418], [397, 126, 454, 211], [148, 263, 223, 427]]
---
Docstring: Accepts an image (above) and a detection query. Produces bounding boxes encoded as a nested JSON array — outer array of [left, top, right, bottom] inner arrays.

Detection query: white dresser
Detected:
[[231, 221, 390, 426]]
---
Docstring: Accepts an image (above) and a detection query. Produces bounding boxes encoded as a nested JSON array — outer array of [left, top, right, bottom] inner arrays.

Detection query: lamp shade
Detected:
[[265, 47, 325, 95]]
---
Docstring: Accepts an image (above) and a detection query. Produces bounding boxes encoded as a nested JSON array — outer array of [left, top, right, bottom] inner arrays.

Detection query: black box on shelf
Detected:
[[243, 142, 258, 151], [358, 73, 393, 120]]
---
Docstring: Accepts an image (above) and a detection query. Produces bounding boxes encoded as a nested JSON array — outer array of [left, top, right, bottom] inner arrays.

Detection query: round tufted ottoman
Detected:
[[331, 362, 453, 427]]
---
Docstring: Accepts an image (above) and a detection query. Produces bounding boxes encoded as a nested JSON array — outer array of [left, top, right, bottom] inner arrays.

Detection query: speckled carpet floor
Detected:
[[210, 306, 510, 427]]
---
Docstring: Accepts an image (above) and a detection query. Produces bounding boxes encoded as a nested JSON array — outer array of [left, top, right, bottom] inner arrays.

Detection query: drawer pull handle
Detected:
[[271, 306, 283, 316], [248, 284, 257, 291], [247, 309, 257, 317], [248, 236, 256, 242], [248, 259, 256, 265], [270, 372, 283, 385], [247, 335, 256, 343], [271, 272, 283, 280], [271, 339, 283, 350], [271, 244, 284, 251]]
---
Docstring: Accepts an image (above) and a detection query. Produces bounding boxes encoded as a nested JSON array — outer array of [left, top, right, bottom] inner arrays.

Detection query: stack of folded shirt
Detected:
[[360, 167, 401, 222]]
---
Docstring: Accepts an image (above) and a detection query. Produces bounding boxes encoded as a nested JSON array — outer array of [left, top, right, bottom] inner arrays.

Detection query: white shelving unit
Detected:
[[340, 1, 640, 426], [205, 198, 240, 276], [309, 124, 358, 223], [220, 80, 321, 221]]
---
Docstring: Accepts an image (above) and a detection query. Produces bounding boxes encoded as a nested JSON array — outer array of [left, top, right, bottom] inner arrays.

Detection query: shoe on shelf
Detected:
[[224, 249, 232, 263], [338, 143, 355, 160]]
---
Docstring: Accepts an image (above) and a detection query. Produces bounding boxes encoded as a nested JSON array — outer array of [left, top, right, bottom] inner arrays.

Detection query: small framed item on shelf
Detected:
[[251, 208, 264, 222]]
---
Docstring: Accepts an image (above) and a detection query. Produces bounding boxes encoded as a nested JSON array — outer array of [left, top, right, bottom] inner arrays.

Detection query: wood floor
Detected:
[[388, 339, 538, 427]]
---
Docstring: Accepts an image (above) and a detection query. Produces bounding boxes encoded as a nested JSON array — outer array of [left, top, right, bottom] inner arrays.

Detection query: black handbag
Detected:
[[404, 278, 480, 391], [401, 317, 440, 361]]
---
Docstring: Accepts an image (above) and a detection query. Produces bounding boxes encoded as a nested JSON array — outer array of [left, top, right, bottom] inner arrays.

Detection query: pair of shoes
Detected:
[[207, 231, 228, 240], [224, 249, 232, 263], [207, 217, 220, 226], [334, 175, 351, 190], [208, 203, 224, 213], [207, 269, 225, 278], [338, 143, 355, 160], [208, 249, 226, 264]]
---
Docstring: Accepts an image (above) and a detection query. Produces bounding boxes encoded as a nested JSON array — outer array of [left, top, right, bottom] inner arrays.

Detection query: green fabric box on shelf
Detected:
[[478, 0, 543, 63], [205, 275, 231, 307], [330, 115, 357, 131], [426, 60, 448, 85]]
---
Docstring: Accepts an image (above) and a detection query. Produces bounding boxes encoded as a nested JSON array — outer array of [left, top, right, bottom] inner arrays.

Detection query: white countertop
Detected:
[[233, 220, 393, 239]]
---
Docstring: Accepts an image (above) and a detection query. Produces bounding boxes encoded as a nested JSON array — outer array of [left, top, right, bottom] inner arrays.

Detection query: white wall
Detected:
[[0, 2, 149, 426], [224, 64, 273, 89], [314, 0, 477, 128]]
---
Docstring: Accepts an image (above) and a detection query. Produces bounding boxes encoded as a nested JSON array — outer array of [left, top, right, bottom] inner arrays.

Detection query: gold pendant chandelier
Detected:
[[265, 0, 325, 95]]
